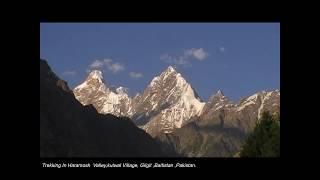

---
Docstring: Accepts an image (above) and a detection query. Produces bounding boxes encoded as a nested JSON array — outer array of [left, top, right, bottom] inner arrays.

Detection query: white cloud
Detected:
[[107, 62, 125, 73], [129, 72, 143, 79], [193, 48, 208, 60], [161, 48, 208, 67], [88, 58, 125, 73], [175, 57, 189, 65], [219, 47, 226, 53], [62, 70, 77, 76], [89, 60, 104, 69], [184, 49, 194, 56], [103, 59, 113, 64], [184, 48, 209, 60], [161, 54, 189, 66], [160, 54, 172, 61]]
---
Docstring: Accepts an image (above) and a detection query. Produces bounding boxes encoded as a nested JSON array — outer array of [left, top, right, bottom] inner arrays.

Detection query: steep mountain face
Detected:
[[157, 90, 280, 157], [73, 70, 133, 117], [132, 66, 205, 137], [74, 66, 205, 137], [201, 90, 230, 114], [40, 59, 174, 157], [157, 123, 246, 157]]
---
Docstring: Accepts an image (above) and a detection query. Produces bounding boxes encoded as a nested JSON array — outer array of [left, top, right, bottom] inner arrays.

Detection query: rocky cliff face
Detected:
[[157, 122, 246, 157]]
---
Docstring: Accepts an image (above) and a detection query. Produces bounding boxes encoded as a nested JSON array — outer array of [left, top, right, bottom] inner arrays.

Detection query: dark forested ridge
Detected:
[[40, 59, 175, 157]]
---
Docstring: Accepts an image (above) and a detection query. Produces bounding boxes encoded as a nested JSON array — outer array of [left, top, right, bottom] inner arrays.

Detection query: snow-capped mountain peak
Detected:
[[87, 70, 104, 82], [73, 70, 132, 117], [203, 90, 229, 113], [116, 86, 128, 94], [209, 90, 224, 100], [160, 66, 178, 78], [134, 66, 205, 136], [166, 65, 176, 73], [208, 90, 227, 103], [216, 90, 224, 97]]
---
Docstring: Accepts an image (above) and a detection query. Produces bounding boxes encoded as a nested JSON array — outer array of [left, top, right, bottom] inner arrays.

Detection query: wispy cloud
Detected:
[[160, 54, 171, 61], [129, 72, 143, 79], [89, 60, 104, 69], [184, 48, 209, 61], [219, 46, 226, 53], [161, 48, 209, 67], [62, 70, 77, 76], [105, 60, 125, 73], [89, 58, 125, 73], [160, 54, 190, 66]]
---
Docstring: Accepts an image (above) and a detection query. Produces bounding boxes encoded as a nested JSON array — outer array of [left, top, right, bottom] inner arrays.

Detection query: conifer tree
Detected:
[[240, 111, 280, 157]]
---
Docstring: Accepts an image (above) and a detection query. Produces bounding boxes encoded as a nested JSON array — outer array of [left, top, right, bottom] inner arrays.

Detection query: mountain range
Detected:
[[157, 89, 280, 157], [41, 59, 280, 157], [74, 67, 279, 127], [72, 65, 280, 157], [74, 66, 206, 136]]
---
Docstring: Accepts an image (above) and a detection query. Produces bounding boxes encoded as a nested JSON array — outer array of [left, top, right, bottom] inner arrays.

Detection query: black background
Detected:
[[4, 3, 303, 173]]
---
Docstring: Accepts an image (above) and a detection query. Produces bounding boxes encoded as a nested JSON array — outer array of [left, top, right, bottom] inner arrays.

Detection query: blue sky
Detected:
[[40, 23, 280, 102]]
